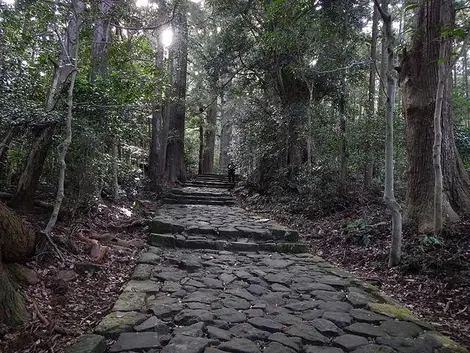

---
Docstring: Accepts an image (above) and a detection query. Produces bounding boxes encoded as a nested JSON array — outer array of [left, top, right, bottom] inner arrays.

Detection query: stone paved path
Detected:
[[67, 175, 467, 353]]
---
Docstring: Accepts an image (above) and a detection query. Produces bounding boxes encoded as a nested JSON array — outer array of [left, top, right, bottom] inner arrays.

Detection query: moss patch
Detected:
[[367, 302, 432, 329], [429, 333, 469, 353]]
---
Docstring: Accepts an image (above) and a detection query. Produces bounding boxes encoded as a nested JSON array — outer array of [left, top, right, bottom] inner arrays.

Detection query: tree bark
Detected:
[[165, 10, 188, 183], [9, 126, 55, 209], [433, 31, 447, 236], [89, 0, 116, 82], [401, 0, 470, 232], [0, 202, 36, 325], [198, 123, 204, 174], [148, 37, 165, 188], [202, 90, 217, 174]]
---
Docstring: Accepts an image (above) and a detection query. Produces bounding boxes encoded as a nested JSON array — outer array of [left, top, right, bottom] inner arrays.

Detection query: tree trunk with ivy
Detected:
[[0, 202, 36, 325], [400, 0, 470, 232]]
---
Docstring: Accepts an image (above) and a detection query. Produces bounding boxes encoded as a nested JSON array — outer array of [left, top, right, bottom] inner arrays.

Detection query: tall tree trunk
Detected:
[[375, 0, 403, 267], [464, 49, 468, 100], [165, 10, 188, 182], [198, 124, 204, 174], [89, 0, 115, 82], [202, 89, 217, 174], [148, 39, 165, 188], [364, 4, 379, 187], [401, 0, 470, 232], [378, 24, 387, 113], [339, 88, 347, 183], [0, 202, 36, 325]]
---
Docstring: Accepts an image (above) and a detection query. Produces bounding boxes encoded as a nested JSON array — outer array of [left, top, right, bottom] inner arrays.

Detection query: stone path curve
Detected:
[[67, 174, 468, 353]]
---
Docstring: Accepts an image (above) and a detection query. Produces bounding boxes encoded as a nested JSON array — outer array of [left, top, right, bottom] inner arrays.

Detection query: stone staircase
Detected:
[[155, 174, 307, 253], [164, 174, 235, 206]]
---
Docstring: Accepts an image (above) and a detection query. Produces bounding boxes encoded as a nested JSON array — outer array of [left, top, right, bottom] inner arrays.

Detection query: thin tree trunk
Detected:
[[374, 0, 403, 267], [44, 0, 83, 234], [364, 3, 379, 187], [378, 24, 387, 112], [0, 129, 14, 162], [339, 89, 347, 183], [112, 140, 119, 199], [464, 49, 468, 99]]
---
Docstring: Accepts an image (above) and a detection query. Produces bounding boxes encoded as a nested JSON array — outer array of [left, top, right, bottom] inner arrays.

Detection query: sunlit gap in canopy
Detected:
[[161, 27, 173, 47], [136, 0, 203, 7], [1, 0, 15, 5]]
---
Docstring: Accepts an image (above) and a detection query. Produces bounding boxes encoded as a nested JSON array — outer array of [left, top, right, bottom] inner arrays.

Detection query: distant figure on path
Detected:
[[228, 163, 236, 183]]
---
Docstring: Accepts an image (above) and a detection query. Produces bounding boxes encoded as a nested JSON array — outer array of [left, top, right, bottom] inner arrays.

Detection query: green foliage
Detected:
[[417, 234, 444, 247], [345, 218, 372, 246]]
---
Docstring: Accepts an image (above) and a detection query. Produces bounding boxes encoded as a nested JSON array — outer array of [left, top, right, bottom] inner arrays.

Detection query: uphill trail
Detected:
[[67, 174, 468, 353]]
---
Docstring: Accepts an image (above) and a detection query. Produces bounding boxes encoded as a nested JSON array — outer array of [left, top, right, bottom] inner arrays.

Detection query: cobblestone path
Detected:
[[68, 175, 467, 353]]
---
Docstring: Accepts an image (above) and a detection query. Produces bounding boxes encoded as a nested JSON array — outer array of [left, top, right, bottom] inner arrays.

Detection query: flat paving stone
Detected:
[[263, 342, 297, 353], [218, 338, 261, 353], [305, 347, 345, 353], [284, 324, 328, 344], [161, 335, 210, 353], [268, 332, 301, 351], [344, 323, 385, 338], [334, 334, 368, 351], [229, 323, 271, 340], [214, 307, 247, 323], [322, 312, 352, 328], [134, 316, 170, 333], [247, 317, 283, 332], [109, 332, 161, 352], [65, 334, 106, 353], [207, 325, 232, 340]]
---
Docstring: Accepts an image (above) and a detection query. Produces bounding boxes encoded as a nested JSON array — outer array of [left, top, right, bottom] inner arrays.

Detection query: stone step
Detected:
[[164, 198, 235, 206], [165, 194, 234, 202], [184, 182, 233, 189], [170, 189, 232, 197], [168, 191, 233, 199], [149, 233, 308, 253], [148, 216, 300, 242]]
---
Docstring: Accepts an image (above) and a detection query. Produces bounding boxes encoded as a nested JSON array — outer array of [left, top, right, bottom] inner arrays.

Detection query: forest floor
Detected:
[[237, 189, 470, 349], [0, 188, 162, 353]]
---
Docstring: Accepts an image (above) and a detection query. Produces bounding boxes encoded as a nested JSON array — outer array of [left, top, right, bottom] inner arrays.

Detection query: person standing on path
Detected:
[[228, 163, 236, 183]]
